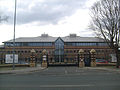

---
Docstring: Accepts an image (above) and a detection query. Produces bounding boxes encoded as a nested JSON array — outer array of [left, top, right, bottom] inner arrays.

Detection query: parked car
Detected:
[[96, 59, 108, 64]]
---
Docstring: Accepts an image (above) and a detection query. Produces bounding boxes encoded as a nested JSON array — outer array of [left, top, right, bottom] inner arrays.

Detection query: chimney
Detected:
[[41, 34, 48, 37]]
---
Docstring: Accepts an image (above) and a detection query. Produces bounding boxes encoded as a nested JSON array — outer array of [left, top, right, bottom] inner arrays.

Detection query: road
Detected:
[[0, 66, 120, 90]]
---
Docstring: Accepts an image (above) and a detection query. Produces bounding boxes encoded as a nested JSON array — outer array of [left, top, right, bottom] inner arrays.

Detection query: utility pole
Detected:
[[118, 0, 120, 45], [13, 0, 17, 70], [119, 0, 120, 28], [118, 0, 120, 68]]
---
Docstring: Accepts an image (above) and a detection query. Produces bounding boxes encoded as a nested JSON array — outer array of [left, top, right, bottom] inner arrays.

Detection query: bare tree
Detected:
[[0, 11, 9, 23], [0, 15, 9, 23], [89, 0, 120, 68]]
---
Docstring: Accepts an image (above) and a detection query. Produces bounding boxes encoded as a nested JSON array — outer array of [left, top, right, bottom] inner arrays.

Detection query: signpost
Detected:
[[5, 54, 18, 63]]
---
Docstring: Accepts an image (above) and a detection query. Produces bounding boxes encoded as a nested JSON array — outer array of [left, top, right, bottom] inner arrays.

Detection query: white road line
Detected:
[[0, 84, 94, 88], [38, 84, 94, 87]]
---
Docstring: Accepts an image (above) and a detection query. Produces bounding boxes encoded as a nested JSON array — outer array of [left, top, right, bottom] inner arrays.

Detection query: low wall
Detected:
[[96, 63, 116, 66], [0, 64, 30, 67]]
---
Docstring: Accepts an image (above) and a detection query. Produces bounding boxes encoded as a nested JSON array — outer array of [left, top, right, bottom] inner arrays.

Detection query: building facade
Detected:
[[0, 34, 114, 65]]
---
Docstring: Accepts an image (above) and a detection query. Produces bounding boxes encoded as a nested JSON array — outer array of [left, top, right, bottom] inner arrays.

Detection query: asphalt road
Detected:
[[0, 66, 120, 90]]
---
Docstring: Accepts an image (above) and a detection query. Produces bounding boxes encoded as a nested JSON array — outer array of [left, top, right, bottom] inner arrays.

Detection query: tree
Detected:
[[0, 11, 9, 23], [0, 15, 9, 23], [89, 0, 120, 68]]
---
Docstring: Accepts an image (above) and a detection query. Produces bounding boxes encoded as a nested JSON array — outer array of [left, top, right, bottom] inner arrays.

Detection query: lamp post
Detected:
[[13, 0, 17, 70], [119, 0, 120, 29], [119, 0, 120, 30]]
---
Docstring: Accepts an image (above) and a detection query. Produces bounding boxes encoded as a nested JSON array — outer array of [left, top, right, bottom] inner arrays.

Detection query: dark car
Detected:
[[96, 59, 108, 64]]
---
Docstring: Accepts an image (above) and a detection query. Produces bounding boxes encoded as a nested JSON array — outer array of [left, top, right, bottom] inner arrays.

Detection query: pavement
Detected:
[[0, 66, 120, 74], [84, 67, 120, 73], [0, 66, 46, 74]]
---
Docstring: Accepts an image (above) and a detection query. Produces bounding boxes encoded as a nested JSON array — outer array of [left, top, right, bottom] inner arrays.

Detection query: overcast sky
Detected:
[[0, 0, 99, 45]]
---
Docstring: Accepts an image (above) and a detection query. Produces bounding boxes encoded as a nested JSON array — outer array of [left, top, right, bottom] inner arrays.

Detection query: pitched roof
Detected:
[[61, 36, 105, 42], [3, 34, 105, 43], [4, 36, 57, 43]]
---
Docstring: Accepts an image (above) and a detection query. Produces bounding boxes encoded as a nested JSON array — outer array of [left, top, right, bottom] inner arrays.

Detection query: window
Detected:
[[5, 42, 53, 47], [54, 38, 64, 61], [25, 51, 27, 53], [7, 51, 10, 54], [36, 51, 38, 53], [97, 43, 108, 46], [21, 51, 24, 53], [28, 42, 52, 46], [65, 42, 107, 46]]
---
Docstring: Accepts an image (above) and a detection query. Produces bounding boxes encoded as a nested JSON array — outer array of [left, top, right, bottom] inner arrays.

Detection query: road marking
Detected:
[[0, 84, 94, 88], [38, 84, 94, 87]]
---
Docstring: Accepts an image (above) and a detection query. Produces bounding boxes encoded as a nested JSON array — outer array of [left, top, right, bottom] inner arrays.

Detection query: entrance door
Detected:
[[54, 37, 64, 63]]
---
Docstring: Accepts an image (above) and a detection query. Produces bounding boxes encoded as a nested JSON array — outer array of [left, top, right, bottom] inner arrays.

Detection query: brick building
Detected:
[[0, 34, 114, 66]]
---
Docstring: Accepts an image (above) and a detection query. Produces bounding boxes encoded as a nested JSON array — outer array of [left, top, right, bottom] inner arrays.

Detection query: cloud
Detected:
[[1, 0, 87, 25]]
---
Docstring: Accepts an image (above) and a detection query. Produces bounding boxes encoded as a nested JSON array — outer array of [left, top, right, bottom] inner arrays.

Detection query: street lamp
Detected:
[[118, 0, 120, 54], [13, 0, 17, 70]]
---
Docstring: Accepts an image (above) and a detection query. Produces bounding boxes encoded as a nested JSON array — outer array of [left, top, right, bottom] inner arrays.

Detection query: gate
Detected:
[[84, 53, 91, 67], [44, 48, 97, 67], [48, 54, 79, 66]]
